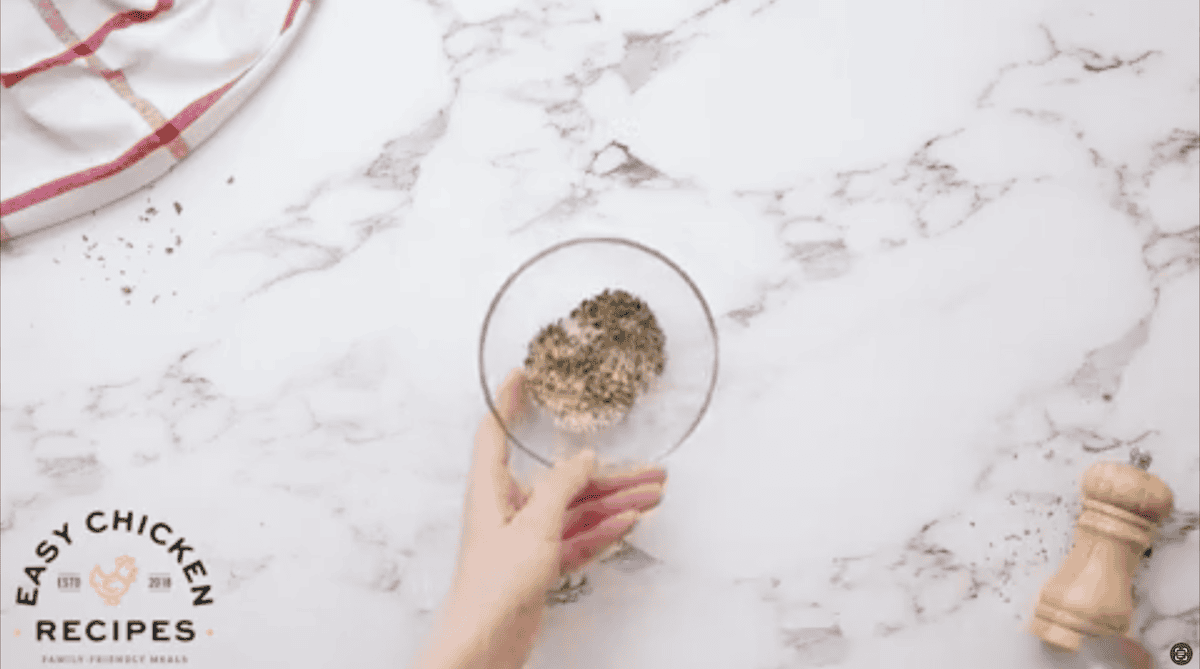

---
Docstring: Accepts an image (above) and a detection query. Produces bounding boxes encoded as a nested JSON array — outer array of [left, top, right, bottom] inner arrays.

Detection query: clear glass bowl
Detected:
[[479, 237, 719, 469]]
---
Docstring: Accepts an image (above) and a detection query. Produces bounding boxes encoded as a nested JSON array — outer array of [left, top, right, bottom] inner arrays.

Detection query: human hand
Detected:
[[415, 369, 666, 669]]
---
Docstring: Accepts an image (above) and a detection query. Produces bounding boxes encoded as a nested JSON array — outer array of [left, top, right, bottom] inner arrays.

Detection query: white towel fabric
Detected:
[[0, 0, 313, 242]]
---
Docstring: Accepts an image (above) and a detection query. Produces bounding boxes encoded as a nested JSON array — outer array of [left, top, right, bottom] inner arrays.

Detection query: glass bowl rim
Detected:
[[478, 236, 720, 467]]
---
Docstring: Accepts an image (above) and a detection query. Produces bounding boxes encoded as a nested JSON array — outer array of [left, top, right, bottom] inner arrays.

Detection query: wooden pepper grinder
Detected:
[[1030, 448, 1174, 652]]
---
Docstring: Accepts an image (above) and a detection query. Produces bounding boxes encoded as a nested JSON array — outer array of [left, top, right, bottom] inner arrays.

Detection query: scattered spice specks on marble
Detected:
[[0, 4, 1194, 668]]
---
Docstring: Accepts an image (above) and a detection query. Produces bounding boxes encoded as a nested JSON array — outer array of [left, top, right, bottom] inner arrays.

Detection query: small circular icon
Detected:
[[1172, 642, 1194, 666]]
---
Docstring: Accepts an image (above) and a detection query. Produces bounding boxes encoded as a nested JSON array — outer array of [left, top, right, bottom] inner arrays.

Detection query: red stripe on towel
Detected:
[[0, 75, 240, 218], [1, 0, 174, 89], [281, 0, 305, 34]]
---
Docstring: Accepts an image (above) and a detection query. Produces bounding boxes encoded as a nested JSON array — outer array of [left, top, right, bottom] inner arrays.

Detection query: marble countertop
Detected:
[[2, 1, 1197, 667]]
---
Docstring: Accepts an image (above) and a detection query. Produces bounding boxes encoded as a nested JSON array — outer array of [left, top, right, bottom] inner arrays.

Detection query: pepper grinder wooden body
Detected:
[[1030, 458, 1174, 652]]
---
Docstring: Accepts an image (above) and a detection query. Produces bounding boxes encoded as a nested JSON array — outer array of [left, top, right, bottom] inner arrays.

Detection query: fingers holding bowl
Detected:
[[563, 482, 663, 540], [569, 468, 666, 509], [561, 509, 641, 574]]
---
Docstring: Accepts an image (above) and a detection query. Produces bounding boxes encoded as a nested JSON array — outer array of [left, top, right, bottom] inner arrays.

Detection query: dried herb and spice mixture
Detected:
[[523, 289, 667, 433]]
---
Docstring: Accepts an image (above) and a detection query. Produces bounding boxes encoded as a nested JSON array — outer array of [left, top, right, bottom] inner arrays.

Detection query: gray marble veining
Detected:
[[2, 1, 1196, 667]]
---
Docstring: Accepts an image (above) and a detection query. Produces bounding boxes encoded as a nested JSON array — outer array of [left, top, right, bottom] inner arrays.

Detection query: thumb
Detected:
[[515, 450, 596, 541]]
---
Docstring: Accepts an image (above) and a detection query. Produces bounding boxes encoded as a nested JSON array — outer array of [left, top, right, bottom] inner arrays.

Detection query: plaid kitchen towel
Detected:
[[0, 0, 313, 242]]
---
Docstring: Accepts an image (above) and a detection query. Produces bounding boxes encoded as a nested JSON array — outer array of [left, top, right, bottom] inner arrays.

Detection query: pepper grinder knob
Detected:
[[1029, 457, 1174, 652]]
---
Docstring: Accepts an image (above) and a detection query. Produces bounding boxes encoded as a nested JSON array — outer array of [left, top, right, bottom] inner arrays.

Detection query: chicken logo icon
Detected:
[[89, 555, 138, 606]]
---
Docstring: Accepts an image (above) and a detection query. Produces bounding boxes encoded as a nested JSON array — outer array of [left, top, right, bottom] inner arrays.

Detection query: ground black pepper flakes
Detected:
[[525, 289, 667, 432]]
